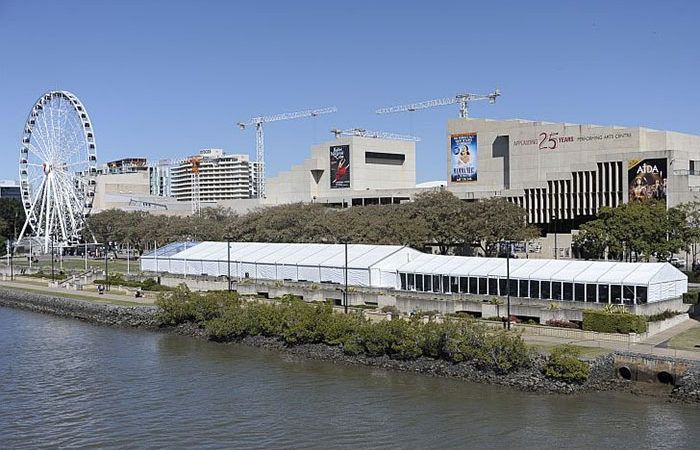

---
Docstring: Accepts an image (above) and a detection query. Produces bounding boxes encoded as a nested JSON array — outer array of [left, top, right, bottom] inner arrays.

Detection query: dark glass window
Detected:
[[541, 281, 551, 299], [400, 273, 407, 290], [636, 286, 648, 304], [509, 279, 518, 297], [488, 278, 498, 295], [416, 274, 424, 291], [575, 283, 585, 301], [424, 274, 432, 292], [519, 280, 528, 298], [499, 278, 508, 296], [451, 277, 459, 293], [611, 285, 622, 304], [598, 284, 609, 303], [478, 278, 487, 295], [552, 282, 562, 300], [623, 285, 635, 305], [470, 277, 478, 294], [529, 280, 540, 299], [460, 277, 468, 293], [586, 284, 597, 302], [433, 275, 441, 293], [442, 275, 450, 293], [365, 151, 405, 165], [408, 273, 415, 290], [563, 283, 573, 301]]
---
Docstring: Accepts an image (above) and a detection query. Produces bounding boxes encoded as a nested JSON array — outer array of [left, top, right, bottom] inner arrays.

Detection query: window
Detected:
[[510, 279, 518, 297], [442, 275, 450, 293], [365, 151, 406, 165], [636, 286, 648, 304], [552, 282, 562, 300], [416, 274, 424, 291], [460, 277, 468, 293], [424, 274, 432, 292], [519, 280, 528, 298], [529, 280, 540, 299], [488, 278, 498, 295], [563, 283, 573, 301], [623, 285, 635, 305], [433, 275, 441, 293], [586, 284, 597, 302], [469, 277, 478, 294], [478, 278, 487, 295], [611, 285, 622, 304], [574, 283, 585, 301], [408, 273, 415, 290], [541, 281, 551, 299], [400, 273, 407, 290], [499, 278, 508, 296], [451, 277, 459, 293], [598, 284, 609, 303]]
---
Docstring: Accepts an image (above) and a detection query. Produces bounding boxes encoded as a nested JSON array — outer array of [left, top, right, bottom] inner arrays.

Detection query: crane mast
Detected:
[[238, 106, 337, 198], [376, 89, 501, 118]]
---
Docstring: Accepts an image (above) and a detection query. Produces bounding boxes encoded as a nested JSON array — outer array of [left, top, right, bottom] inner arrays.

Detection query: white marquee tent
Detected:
[[395, 254, 687, 304], [140, 241, 421, 289]]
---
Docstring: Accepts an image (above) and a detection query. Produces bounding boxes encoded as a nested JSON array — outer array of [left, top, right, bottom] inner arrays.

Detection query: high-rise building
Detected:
[[148, 160, 172, 197], [171, 149, 255, 202]]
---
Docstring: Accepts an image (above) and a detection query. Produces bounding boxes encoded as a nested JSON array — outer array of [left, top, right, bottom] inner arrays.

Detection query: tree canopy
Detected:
[[85, 191, 536, 255]]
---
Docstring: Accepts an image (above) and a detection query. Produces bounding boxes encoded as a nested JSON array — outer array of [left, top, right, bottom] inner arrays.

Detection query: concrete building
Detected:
[[91, 171, 151, 212], [171, 149, 255, 202], [445, 118, 700, 231], [148, 161, 172, 197], [0, 180, 21, 199], [264, 136, 416, 206], [100, 158, 148, 174]]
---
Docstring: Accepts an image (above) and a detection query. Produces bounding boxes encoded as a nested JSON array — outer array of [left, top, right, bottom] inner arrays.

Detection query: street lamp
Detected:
[[225, 236, 232, 292], [7, 240, 14, 281], [50, 237, 55, 282], [344, 240, 349, 314], [551, 213, 558, 260], [104, 238, 110, 291], [506, 241, 511, 330]]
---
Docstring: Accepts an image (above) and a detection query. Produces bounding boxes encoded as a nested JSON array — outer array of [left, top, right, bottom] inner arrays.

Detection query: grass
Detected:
[[666, 327, 700, 351], [0, 283, 149, 307], [529, 343, 613, 358]]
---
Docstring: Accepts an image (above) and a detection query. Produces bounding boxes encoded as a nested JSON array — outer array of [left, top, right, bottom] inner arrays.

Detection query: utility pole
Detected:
[[226, 237, 232, 292], [506, 241, 511, 330], [344, 241, 349, 314]]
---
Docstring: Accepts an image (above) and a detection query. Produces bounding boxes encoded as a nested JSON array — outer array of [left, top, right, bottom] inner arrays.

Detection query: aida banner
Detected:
[[450, 133, 477, 182], [330, 145, 350, 189], [628, 158, 667, 202]]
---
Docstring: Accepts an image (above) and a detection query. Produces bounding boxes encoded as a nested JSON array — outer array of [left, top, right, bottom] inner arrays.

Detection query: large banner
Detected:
[[450, 133, 477, 182], [330, 145, 350, 189], [628, 158, 667, 202]]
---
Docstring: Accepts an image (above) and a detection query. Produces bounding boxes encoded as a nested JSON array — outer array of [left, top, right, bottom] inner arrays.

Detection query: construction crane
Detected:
[[238, 106, 338, 198], [376, 89, 501, 118], [186, 156, 202, 216], [330, 128, 420, 142]]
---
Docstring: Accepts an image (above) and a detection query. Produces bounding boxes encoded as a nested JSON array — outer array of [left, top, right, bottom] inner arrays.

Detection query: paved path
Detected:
[[0, 279, 156, 305]]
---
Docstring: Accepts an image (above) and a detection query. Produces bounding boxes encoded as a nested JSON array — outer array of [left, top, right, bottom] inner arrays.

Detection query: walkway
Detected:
[[0, 278, 156, 305]]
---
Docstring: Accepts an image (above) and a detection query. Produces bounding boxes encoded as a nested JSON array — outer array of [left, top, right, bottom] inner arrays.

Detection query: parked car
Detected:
[[669, 257, 686, 269]]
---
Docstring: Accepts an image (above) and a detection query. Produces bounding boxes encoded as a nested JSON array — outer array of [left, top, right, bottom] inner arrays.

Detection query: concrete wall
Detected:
[[93, 172, 151, 212]]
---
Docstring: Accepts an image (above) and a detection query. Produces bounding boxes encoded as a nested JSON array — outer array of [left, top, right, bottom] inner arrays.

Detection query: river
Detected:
[[0, 306, 698, 449]]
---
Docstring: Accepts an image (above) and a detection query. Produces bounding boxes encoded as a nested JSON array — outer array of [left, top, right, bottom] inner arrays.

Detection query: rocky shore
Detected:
[[1, 286, 698, 403]]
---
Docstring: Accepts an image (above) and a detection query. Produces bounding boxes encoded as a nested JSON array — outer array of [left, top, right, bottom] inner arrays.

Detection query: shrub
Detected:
[[682, 292, 699, 305], [545, 319, 579, 329], [582, 309, 647, 334], [380, 305, 400, 316], [543, 345, 590, 381], [645, 310, 680, 322]]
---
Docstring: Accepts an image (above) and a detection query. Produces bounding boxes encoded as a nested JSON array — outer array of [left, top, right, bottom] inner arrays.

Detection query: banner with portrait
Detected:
[[330, 145, 350, 189], [628, 158, 667, 202], [450, 133, 477, 182]]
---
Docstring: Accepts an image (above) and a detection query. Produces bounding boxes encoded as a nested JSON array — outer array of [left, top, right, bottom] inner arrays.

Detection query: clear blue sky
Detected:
[[1, 0, 699, 183]]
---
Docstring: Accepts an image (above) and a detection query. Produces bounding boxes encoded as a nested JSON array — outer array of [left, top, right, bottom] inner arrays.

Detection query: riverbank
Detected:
[[1, 286, 698, 403]]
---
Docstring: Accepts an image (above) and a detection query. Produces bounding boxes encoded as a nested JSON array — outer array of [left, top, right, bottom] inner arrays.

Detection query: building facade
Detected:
[[171, 149, 255, 202], [264, 136, 416, 206], [148, 161, 172, 197], [445, 118, 700, 232], [0, 180, 21, 199]]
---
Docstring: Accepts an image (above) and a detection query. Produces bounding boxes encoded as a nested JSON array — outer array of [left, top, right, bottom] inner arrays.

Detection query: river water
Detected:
[[1, 307, 698, 449]]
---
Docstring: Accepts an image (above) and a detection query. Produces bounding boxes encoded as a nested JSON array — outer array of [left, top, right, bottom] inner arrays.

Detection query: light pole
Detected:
[[50, 237, 55, 282], [8, 240, 14, 281], [344, 240, 349, 314], [226, 236, 232, 292], [506, 241, 511, 330], [552, 213, 558, 260], [104, 238, 109, 291]]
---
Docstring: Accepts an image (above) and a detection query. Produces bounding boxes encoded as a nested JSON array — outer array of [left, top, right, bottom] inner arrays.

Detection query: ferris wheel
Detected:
[[17, 90, 98, 253]]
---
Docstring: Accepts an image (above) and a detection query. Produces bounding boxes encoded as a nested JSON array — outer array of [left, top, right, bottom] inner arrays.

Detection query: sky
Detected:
[[1, 0, 699, 183]]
